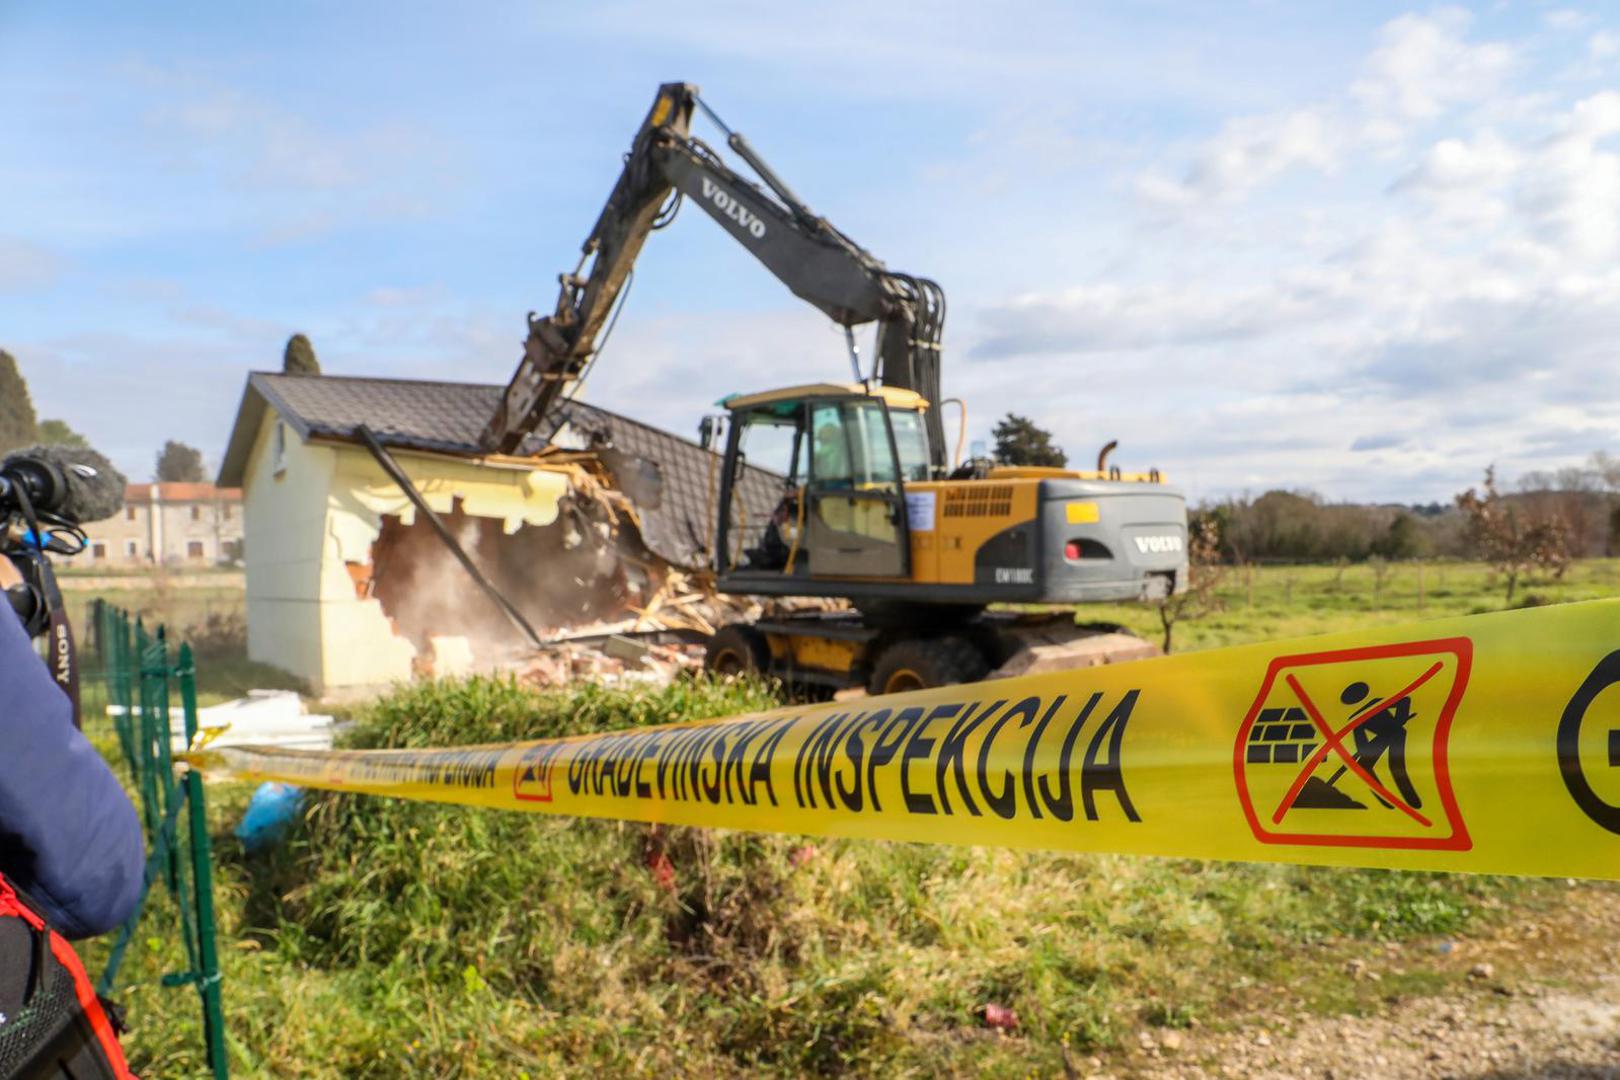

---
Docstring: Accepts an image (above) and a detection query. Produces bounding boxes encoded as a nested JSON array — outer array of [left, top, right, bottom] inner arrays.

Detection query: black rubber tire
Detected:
[[705, 623, 771, 677], [867, 636, 990, 695]]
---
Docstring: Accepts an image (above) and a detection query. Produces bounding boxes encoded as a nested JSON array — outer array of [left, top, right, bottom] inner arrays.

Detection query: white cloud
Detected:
[[125, 63, 454, 243], [0, 237, 66, 293], [965, 14, 1620, 502], [1396, 131, 1521, 191], [1351, 8, 1514, 132], [1546, 10, 1598, 32], [1141, 10, 1516, 210]]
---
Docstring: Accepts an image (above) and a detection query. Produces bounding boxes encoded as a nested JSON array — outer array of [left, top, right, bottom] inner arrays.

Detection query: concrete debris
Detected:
[[513, 637, 708, 690], [987, 628, 1161, 679], [105, 690, 338, 753]]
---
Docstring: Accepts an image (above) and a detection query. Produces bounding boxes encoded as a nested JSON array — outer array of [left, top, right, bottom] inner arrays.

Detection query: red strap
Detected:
[[0, 874, 44, 931], [0, 871, 138, 1079], [45, 930, 136, 1079]]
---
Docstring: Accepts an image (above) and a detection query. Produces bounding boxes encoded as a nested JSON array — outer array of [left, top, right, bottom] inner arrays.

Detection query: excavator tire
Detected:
[[868, 636, 990, 696], [705, 623, 771, 678]]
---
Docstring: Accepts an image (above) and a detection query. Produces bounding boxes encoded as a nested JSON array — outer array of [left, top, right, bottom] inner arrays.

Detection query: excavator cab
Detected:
[[714, 380, 1189, 614], [715, 383, 927, 586]]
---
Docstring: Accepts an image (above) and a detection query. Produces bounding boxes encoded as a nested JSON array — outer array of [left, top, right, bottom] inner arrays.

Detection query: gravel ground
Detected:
[[1077, 885, 1620, 1079]]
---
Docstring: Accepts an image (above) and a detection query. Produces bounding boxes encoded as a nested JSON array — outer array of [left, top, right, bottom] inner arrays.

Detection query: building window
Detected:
[[187, 541, 205, 560], [92, 542, 107, 560], [190, 505, 201, 521], [126, 506, 136, 521], [272, 422, 288, 476], [124, 540, 138, 558], [223, 505, 232, 521]]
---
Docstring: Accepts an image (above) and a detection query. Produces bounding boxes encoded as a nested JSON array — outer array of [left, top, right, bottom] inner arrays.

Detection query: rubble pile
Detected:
[[506, 577, 846, 689], [513, 635, 708, 689], [360, 427, 846, 690]]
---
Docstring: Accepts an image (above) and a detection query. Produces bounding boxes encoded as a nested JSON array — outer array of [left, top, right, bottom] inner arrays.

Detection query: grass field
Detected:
[[1088, 556, 1620, 652], [70, 558, 1619, 1076]]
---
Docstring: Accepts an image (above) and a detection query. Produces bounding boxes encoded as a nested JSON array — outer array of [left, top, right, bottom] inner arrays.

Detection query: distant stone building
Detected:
[[76, 483, 244, 568]]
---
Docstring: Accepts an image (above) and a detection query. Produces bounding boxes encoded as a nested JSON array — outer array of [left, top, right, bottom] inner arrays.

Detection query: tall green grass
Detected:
[[85, 674, 1561, 1078]]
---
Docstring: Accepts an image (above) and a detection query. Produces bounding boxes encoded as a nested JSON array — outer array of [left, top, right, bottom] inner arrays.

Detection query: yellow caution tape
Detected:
[[186, 600, 1620, 879]]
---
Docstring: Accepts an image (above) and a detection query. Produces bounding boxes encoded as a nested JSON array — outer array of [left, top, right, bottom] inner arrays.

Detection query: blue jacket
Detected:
[[0, 607, 144, 938]]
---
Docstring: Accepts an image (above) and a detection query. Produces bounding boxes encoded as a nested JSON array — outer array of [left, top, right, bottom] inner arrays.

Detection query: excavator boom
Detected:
[[481, 83, 946, 463]]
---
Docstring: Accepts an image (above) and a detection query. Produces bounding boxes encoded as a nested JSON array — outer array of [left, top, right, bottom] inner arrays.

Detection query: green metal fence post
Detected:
[[109, 607, 139, 777], [132, 619, 164, 861], [150, 626, 182, 898], [177, 643, 229, 1079], [96, 604, 231, 1074]]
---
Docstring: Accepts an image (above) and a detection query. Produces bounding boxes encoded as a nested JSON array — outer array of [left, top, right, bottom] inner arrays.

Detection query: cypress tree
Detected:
[[156, 440, 207, 483], [0, 350, 39, 453], [283, 333, 321, 375]]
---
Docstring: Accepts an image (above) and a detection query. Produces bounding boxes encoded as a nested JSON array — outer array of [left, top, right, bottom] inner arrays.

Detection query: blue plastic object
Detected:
[[234, 782, 305, 853]]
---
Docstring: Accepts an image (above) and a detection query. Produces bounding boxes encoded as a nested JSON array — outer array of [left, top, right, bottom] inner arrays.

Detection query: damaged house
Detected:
[[217, 372, 781, 695]]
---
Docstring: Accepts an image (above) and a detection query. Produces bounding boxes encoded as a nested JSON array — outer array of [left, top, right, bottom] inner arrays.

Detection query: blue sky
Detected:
[[3, 2, 1618, 503]]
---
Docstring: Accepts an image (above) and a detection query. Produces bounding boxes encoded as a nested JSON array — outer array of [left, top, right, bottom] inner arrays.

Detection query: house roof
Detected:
[[218, 372, 782, 569], [126, 483, 242, 502]]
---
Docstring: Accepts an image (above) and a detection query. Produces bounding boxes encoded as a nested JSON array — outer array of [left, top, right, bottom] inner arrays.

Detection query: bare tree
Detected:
[[1456, 466, 1573, 603], [1155, 516, 1226, 654], [1368, 555, 1394, 607], [1330, 556, 1351, 592]]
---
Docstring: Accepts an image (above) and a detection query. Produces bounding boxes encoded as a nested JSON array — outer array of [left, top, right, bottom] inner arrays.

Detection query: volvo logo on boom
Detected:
[[1133, 535, 1184, 555], [700, 178, 767, 240]]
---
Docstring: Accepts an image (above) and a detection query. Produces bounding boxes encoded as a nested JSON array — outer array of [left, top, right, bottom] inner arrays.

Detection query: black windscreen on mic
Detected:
[[1, 445, 128, 523]]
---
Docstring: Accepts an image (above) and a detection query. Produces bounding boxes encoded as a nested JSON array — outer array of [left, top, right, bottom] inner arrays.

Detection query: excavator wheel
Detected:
[[868, 636, 990, 696], [705, 623, 771, 678]]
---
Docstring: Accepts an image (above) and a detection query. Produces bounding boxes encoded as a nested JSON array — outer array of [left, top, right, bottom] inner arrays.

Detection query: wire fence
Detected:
[[87, 599, 228, 1080]]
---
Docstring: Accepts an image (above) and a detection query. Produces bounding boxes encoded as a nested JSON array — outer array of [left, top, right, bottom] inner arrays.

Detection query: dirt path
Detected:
[[1083, 885, 1620, 1079]]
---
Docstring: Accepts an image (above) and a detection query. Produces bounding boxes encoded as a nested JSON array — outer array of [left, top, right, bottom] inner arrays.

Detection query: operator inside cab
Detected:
[[736, 385, 927, 574]]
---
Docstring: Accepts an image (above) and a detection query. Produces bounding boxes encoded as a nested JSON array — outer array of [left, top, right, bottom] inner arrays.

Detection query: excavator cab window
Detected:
[[887, 408, 932, 483], [719, 393, 909, 580], [732, 407, 807, 572], [804, 398, 909, 579], [738, 409, 805, 484]]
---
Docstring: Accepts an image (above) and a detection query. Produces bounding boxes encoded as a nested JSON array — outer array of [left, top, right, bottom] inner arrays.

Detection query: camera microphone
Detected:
[[0, 445, 127, 524]]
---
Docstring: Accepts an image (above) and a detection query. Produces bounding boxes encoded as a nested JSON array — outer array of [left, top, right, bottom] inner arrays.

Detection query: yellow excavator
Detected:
[[484, 83, 1188, 693]]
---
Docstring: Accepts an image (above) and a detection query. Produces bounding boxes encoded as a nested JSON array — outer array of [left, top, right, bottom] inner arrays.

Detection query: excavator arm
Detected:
[[480, 82, 947, 465]]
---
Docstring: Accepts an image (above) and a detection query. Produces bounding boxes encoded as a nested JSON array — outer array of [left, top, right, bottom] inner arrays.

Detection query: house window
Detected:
[[223, 505, 232, 521], [124, 540, 138, 558], [187, 541, 205, 560], [272, 422, 288, 476], [126, 506, 136, 521], [190, 505, 201, 521], [92, 542, 106, 560]]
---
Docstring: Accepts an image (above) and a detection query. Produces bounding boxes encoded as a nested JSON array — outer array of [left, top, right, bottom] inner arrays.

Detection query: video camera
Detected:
[[1, 446, 127, 721]]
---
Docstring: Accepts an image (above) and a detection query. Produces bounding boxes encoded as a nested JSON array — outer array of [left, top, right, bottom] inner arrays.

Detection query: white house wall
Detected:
[[241, 410, 572, 695]]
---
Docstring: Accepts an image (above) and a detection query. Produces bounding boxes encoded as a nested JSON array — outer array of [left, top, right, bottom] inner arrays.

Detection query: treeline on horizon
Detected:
[[1200, 452, 1620, 564]]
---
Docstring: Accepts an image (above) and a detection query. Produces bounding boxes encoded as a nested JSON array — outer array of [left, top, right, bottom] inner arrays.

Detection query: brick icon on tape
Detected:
[[513, 744, 562, 803], [1234, 638, 1473, 851]]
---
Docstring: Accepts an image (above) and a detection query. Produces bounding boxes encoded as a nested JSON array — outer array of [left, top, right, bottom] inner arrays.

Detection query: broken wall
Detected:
[[241, 407, 576, 694], [363, 493, 664, 666]]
